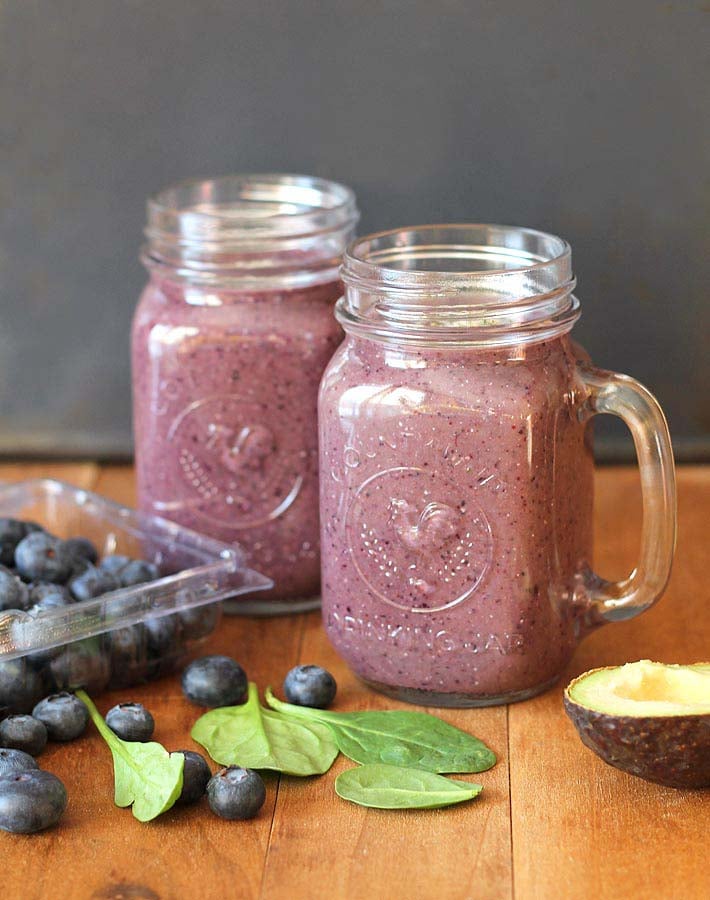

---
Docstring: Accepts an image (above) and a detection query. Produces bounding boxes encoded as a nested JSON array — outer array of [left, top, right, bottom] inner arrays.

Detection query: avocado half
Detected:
[[564, 660, 710, 789]]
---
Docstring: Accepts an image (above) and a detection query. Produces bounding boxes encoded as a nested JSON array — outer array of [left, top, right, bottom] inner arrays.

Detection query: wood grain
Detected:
[[0, 464, 707, 900], [260, 613, 512, 900], [0, 462, 99, 490], [509, 467, 710, 900]]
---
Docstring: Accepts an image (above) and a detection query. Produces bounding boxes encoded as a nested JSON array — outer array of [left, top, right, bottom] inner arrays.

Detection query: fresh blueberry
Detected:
[[283, 665, 337, 709], [178, 603, 221, 641], [0, 748, 39, 777], [0, 770, 67, 833], [28, 582, 72, 608], [64, 537, 99, 568], [32, 693, 89, 742], [181, 655, 248, 708], [16, 590, 71, 669], [105, 702, 155, 742], [68, 566, 119, 602], [0, 566, 31, 612], [49, 637, 111, 694], [176, 750, 211, 804], [0, 659, 47, 714], [0, 715, 47, 756], [99, 555, 131, 576], [22, 522, 45, 535], [107, 624, 147, 688], [14, 533, 73, 584], [0, 519, 30, 567], [206, 766, 265, 820], [144, 614, 180, 656], [118, 559, 160, 588], [13, 616, 64, 669]]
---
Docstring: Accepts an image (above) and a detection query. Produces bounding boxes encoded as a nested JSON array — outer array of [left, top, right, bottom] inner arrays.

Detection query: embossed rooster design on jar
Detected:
[[132, 175, 359, 613], [388, 498, 460, 550], [319, 225, 675, 706]]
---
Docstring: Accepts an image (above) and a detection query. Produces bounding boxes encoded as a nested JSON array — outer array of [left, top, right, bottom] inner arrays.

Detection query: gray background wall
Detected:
[[0, 0, 708, 460]]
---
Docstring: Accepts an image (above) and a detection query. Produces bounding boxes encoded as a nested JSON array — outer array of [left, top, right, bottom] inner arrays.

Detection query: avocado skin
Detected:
[[564, 695, 710, 789]]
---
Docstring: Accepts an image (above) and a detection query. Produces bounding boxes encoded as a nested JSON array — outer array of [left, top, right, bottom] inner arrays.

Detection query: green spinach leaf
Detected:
[[265, 688, 496, 774], [191, 682, 338, 776], [77, 690, 184, 822], [335, 764, 483, 809]]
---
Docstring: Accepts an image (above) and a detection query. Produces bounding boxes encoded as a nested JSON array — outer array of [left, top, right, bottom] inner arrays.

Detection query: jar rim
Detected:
[[338, 224, 579, 347], [147, 173, 358, 244], [342, 224, 571, 292], [143, 173, 359, 290]]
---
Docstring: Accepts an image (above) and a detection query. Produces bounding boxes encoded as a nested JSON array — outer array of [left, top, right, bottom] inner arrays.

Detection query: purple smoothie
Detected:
[[132, 275, 343, 609], [319, 334, 594, 704]]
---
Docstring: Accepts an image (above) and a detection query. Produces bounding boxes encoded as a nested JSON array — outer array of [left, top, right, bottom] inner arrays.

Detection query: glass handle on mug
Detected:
[[578, 366, 677, 624]]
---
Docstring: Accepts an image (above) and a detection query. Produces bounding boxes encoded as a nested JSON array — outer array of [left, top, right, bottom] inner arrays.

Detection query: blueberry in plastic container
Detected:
[[107, 624, 149, 689], [98, 554, 131, 576], [64, 537, 99, 568], [14, 533, 73, 584], [182, 655, 248, 708], [0, 748, 39, 777], [0, 770, 67, 833], [176, 750, 211, 804], [27, 582, 72, 608], [18, 637, 64, 671], [18, 596, 71, 669], [178, 603, 221, 641], [118, 559, 160, 588], [68, 566, 119, 602], [0, 566, 31, 612], [23, 523, 45, 535], [32, 692, 89, 742], [0, 715, 48, 756], [207, 766, 265, 820], [0, 659, 47, 714], [283, 665, 338, 709], [48, 636, 111, 695], [0, 519, 32, 567], [145, 613, 181, 657], [105, 702, 155, 742]]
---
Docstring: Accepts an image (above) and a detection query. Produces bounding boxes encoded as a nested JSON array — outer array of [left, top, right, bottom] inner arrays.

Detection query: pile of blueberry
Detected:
[[0, 691, 215, 832], [0, 517, 219, 712], [0, 656, 338, 832], [181, 655, 267, 819], [0, 692, 87, 833], [179, 657, 337, 821]]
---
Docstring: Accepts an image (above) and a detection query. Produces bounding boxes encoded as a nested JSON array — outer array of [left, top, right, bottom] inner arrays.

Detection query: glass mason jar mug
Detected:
[[132, 174, 359, 613], [319, 225, 676, 706]]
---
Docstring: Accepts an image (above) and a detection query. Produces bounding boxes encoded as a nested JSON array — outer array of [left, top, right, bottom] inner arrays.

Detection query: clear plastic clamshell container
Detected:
[[0, 480, 271, 712]]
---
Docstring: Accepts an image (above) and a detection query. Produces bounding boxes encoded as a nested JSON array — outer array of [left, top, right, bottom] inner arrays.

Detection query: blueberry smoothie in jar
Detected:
[[319, 225, 676, 706], [132, 175, 359, 613]]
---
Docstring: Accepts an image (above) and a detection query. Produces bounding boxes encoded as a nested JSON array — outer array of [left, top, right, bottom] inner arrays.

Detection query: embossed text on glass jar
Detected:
[[319, 225, 676, 705], [132, 174, 359, 613]]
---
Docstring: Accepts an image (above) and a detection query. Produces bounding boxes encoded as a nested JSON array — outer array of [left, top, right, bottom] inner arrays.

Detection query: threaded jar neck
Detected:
[[143, 174, 359, 291], [338, 224, 579, 347]]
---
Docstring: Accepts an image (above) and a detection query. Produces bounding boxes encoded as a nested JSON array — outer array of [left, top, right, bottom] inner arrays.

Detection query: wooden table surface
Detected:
[[0, 463, 707, 900]]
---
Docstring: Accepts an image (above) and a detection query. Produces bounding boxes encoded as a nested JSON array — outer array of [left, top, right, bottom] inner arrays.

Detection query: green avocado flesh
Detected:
[[568, 660, 710, 717]]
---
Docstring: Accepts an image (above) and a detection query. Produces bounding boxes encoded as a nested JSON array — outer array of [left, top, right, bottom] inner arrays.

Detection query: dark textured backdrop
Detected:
[[0, 0, 708, 459]]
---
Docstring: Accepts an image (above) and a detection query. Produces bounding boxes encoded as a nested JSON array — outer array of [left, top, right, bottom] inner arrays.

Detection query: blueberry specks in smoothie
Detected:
[[132, 279, 343, 605], [319, 336, 593, 702]]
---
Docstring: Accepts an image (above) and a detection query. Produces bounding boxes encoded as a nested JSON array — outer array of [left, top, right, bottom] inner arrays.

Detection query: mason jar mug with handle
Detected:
[[319, 224, 676, 707]]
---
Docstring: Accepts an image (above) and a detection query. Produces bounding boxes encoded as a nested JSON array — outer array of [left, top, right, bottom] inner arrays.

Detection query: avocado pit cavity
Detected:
[[569, 660, 710, 717]]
